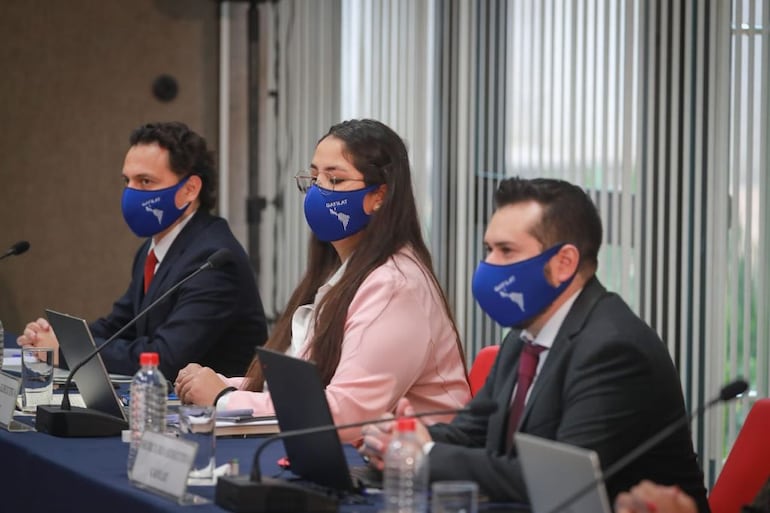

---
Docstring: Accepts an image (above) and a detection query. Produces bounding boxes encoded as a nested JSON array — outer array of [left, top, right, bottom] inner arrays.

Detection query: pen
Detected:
[[219, 415, 276, 424]]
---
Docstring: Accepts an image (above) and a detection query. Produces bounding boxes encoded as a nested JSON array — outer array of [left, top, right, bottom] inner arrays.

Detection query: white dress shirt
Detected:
[[146, 209, 196, 269]]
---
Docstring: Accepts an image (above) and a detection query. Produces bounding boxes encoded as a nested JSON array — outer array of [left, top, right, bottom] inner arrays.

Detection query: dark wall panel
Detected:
[[0, 0, 218, 334]]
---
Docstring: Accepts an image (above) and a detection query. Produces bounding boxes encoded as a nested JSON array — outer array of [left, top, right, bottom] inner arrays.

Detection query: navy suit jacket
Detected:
[[83, 211, 268, 379], [428, 278, 709, 512]]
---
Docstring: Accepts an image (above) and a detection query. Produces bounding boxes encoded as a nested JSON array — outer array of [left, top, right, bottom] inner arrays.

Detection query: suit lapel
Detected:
[[137, 211, 210, 334], [518, 277, 607, 429], [488, 329, 525, 452]]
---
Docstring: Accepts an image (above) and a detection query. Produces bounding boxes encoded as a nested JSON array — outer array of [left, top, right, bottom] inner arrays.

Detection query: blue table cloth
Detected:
[[0, 427, 380, 513]]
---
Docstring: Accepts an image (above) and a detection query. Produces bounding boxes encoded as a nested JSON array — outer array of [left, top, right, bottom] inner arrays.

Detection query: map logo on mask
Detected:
[[145, 205, 164, 224], [329, 209, 350, 230], [494, 275, 525, 312], [141, 196, 164, 225]]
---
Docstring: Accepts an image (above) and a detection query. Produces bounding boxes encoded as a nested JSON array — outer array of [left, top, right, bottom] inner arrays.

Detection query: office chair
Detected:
[[468, 345, 499, 396], [709, 398, 770, 513]]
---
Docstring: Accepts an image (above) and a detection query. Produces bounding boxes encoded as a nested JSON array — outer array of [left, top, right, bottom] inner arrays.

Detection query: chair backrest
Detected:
[[709, 398, 770, 513], [468, 345, 499, 396]]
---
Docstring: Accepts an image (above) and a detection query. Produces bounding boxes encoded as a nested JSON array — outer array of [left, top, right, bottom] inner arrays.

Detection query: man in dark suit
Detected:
[[18, 122, 268, 379], [362, 177, 709, 512]]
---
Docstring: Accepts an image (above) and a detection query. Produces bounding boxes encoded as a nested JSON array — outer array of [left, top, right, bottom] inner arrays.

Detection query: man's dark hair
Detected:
[[494, 177, 603, 273], [129, 122, 217, 212]]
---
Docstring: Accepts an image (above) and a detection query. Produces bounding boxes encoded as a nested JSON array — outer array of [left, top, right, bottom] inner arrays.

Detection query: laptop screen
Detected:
[[45, 309, 127, 421], [515, 433, 612, 513], [256, 347, 356, 491]]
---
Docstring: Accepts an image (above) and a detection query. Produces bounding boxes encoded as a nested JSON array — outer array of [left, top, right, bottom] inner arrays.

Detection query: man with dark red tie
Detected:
[[362, 177, 709, 512], [18, 122, 268, 379]]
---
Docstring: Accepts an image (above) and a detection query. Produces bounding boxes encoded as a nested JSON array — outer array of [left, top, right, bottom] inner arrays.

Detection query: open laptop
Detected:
[[256, 347, 381, 492], [515, 433, 612, 513], [45, 309, 127, 422]]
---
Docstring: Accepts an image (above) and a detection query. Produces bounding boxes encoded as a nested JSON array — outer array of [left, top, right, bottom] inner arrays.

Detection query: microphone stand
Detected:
[[249, 405, 473, 482], [215, 401, 497, 513], [540, 379, 748, 513], [36, 251, 227, 437]]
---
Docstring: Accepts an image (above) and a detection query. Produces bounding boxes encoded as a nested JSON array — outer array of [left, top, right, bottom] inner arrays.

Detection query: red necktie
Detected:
[[143, 249, 158, 294], [506, 340, 547, 451]]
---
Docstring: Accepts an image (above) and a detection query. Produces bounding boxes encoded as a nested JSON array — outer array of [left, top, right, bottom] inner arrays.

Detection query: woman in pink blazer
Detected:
[[174, 119, 471, 441]]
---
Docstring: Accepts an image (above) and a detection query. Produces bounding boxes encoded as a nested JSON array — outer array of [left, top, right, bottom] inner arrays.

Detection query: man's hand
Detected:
[[615, 480, 697, 513], [17, 317, 60, 365], [359, 398, 433, 470]]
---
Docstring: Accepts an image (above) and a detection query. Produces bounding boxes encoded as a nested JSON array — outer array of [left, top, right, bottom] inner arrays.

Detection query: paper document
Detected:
[[215, 415, 279, 437], [16, 393, 87, 411], [3, 348, 130, 384], [167, 408, 279, 437], [2, 348, 21, 369]]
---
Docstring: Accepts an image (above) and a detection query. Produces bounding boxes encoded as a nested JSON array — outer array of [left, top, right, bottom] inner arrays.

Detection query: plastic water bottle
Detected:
[[383, 417, 429, 513], [127, 352, 167, 478]]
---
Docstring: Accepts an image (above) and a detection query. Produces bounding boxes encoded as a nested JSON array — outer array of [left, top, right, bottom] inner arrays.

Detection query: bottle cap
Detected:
[[139, 352, 159, 366], [396, 417, 417, 432]]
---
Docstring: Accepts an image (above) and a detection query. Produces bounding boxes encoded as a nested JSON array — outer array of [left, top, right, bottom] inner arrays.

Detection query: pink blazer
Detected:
[[221, 248, 471, 442]]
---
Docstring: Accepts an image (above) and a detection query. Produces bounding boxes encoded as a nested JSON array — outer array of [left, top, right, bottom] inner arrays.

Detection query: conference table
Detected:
[[2, 331, 380, 512], [2, 332, 523, 513], [0, 423, 380, 513]]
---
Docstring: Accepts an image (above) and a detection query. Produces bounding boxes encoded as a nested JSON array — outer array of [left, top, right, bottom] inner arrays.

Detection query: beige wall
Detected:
[[0, 0, 219, 336]]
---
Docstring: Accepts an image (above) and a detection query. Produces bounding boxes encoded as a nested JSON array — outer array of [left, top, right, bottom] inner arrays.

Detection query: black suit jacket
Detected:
[[85, 211, 268, 379], [429, 278, 709, 512]]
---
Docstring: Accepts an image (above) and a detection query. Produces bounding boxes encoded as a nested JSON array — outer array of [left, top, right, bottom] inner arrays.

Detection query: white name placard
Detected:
[[130, 431, 198, 501], [0, 372, 21, 427]]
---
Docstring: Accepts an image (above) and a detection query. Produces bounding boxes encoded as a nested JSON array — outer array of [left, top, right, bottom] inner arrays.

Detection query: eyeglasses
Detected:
[[294, 171, 367, 194]]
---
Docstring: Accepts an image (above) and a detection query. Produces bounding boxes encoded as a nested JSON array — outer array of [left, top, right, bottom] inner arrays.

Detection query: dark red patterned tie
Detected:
[[506, 340, 547, 451], [143, 249, 158, 294]]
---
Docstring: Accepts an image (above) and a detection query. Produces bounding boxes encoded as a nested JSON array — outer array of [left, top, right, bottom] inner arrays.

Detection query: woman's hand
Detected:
[[174, 363, 224, 405]]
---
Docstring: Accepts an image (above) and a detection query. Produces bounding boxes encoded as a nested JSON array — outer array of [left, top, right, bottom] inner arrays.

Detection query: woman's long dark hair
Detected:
[[244, 119, 465, 389]]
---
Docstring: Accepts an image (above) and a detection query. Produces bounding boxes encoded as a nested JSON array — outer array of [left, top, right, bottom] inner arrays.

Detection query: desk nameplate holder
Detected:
[[130, 431, 209, 505], [0, 372, 33, 432]]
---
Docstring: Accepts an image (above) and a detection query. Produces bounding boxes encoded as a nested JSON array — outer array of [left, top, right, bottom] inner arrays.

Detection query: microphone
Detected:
[[215, 400, 498, 513], [0, 240, 30, 260], [35, 248, 232, 437], [206, 248, 233, 269], [540, 378, 749, 513]]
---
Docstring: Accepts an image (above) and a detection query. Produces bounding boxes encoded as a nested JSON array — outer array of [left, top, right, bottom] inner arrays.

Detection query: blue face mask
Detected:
[[471, 244, 575, 328], [303, 184, 379, 242], [121, 177, 190, 237]]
